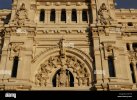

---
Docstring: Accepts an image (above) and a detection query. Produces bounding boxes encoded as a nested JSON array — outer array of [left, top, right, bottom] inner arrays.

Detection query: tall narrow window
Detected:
[[126, 43, 130, 51], [82, 9, 88, 22], [136, 63, 137, 70], [50, 9, 55, 22], [136, 63, 137, 71], [72, 9, 77, 22], [61, 9, 66, 22], [108, 56, 116, 77], [132, 43, 137, 51], [11, 56, 19, 77], [39, 9, 45, 22], [130, 63, 136, 83]]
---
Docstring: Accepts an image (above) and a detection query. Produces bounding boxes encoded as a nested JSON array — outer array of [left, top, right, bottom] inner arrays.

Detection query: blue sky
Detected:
[[0, 0, 137, 9]]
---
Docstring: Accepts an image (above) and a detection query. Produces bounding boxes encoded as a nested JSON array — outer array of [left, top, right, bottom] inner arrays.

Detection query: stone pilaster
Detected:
[[56, 10, 61, 24], [77, 10, 82, 24], [66, 10, 71, 24]]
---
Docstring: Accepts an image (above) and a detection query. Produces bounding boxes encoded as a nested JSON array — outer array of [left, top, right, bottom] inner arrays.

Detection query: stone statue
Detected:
[[14, 3, 29, 26], [56, 68, 70, 87], [59, 38, 66, 58], [98, 3, 112, 25]]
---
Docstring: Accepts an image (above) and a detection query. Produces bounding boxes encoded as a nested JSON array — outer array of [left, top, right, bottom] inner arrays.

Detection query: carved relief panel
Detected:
[[9, 42, 24, 60], [35, 55, 90, 87]]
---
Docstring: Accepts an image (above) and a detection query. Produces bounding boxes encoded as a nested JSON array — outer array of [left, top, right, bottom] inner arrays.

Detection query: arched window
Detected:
[[82, 9, 88, 22], [72, 9, 77, 22], [108, 56, 116, 77], [39, 9, 45, 22], [11, 56, 19, 77], [50, 9, 55, 22], [130, 63, 136, 83], [61, 9, 66, 22]]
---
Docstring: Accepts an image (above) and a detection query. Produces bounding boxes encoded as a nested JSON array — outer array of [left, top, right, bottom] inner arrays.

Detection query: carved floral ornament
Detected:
[[9, 42, 24, 53], [128, 51, 137, 61], [8, 42, 25, 60], [34, 38, 92, 87], [35, 55, 90, 87]]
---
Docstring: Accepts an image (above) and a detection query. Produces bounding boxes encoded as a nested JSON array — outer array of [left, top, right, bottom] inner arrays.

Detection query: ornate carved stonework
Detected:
[[12, 3, 29, 26], [128, 51, 137, 61], [1, 0, 137, 91], [35, 64, 51, 86], [10, 43, 22, 52], [35, 55, 90, 87], [98, 3, 113, 25], [102, 42, 120, 59], [59, 38, 66, 58], [9, 42, 25, 59], [56, 67, 70, 87]]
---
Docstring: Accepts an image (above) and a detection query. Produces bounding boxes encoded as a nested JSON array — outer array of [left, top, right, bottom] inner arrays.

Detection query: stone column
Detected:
[[17, 50, 32, 80], [46, 10, 50, 24], [0, 50, 9, 78], [56, 10, 61, 23], [102, 53, 109, 83], [36, 10, 40, 23], [44, 9, 47, 23], [129, 43, 133, 51], [17, 36, 33, 80], [0, 37, 10, 78], [66, 10, 71, 24], [93, 37, 104, 83], [113, 50, 120, 78], [3, 55, 14, 79], [77, 10, 82, 23]]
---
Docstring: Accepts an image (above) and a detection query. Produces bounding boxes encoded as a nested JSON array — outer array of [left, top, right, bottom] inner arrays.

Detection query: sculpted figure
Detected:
[[56, 68, 70, 87], [13, 3, 29, 26], [98, 3, 112, 25]]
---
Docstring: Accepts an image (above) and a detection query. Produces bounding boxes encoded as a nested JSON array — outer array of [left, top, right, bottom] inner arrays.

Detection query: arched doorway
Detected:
[[52, 68, 74, 87], [33, 47, 93, 88]]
